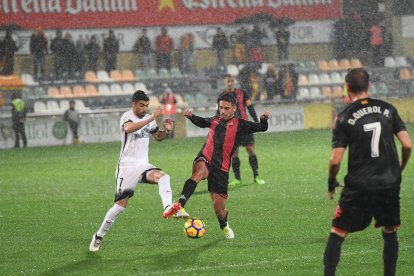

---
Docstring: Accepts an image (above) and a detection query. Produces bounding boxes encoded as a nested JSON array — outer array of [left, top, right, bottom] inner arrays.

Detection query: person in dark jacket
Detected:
[[50, 29, 65, 79], [84, 35, 101, 72], [0, 30, 18, 75], [103, 30, 119, 73], [30, 27, 48, 80]]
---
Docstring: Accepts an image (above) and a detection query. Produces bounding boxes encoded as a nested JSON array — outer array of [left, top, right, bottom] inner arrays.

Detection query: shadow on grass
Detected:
[[136, 239, 222, 274], [40, 253, 104, 275]]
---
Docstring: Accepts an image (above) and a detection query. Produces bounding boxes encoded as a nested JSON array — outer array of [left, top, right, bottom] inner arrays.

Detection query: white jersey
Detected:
[[118, 110, 158, 165]]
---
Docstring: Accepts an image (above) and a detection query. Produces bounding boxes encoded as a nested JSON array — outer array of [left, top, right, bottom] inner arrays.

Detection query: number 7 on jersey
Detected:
[[363, 122, 381, 158]]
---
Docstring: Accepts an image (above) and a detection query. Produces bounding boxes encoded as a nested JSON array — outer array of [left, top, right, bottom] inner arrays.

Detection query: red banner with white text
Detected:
[[0, 0, 342, 30]]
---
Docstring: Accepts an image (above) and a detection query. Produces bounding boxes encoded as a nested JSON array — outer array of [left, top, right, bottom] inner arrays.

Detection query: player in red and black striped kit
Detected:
[[323, 68, 412, 276], [163, 93, 271, 239], [217, 74, 265, 186]]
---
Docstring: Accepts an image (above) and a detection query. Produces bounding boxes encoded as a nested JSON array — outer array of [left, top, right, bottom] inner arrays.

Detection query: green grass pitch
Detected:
[[1, 125, 413, 275]]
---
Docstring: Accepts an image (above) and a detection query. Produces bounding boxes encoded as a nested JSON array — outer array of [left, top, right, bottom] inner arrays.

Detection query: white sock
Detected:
[[158, 174, 172, 209], [96, 203, 125, 238]]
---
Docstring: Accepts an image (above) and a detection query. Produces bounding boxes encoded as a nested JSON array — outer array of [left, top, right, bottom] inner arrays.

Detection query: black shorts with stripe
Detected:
[[239, 133, 254, 146], [194, 154, 229, 197], [332, 187, 400, 233]]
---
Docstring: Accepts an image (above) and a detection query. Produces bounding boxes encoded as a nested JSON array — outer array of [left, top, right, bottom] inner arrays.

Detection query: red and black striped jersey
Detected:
[[188, 114, 268, 172], [332, 97, 406, 190]]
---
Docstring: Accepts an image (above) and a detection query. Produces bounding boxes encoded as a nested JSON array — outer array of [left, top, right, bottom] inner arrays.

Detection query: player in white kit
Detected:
[[89, 90, 184, 252]]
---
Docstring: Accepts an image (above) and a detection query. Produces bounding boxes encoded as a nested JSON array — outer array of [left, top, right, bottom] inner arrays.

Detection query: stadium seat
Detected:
[[47, 86, 62, 98], [97, 70, 112, 82], [308, 73, 320, 85], [146, 69, 158, 79], [149, 96, 161, 109], [350, 58, 362, 68], [183, 94, 195, 104], [98, 84, 111, 95], [74, 99, 88, 111], [110, 83, 123, 95], [135, 69, 146, 79], [227, 64, 239, 76], [369, 83, 378, 95], [34, 86, 47, 98], [297, 88, 310, 100], [328, 59, 340, 71], [384, 57, 397, 68], [135, 82, 148, 92], [110, 70, 123, 81], [376, 82, 388, 95], [73, 85, 87, 97], [298, 74, 309, 86], [319, 73, 331, 84], [322, 86, 333, 98], [306, 61, 318, 70], [85, 85, 99, 96], [317, 60, 329, 71], [330, 72, 343, 84], [60, 100, 69, 111], [339, 59, 351, 70], [170, 67, 182, 78], [46, 100, 60, 113], [121, 70, 136, 81], [21, 73, 38, 85], [122, 83, 135, 95], [258, 63, 268, 75], [33, 101, 47, 113], [400, 68, 411, 80], [60, 86, 74, 98], [84, 71, 98, 82], [332, 86, 344, 97], [395, 56, 408, 67], [408, 82, 414, 94], [158, 68, 170, 79], [309, 87, 322, 99], [21, 87, 34, 100]]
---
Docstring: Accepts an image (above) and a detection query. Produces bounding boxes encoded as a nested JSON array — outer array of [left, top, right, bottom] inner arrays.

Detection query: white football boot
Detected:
[[174, 207, 190, 219], [89, 234, 102, 252], [223, 224, 235, 240]]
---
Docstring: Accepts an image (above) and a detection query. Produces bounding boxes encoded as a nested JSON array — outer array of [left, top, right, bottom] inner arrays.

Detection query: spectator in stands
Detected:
[[212, 27, 229, 69], [161, 87, 177, 138], [180, 32, 195, 74], [50, 29, 66, 79], [30, 27, 48, 81], [11, 92, 27, 148], [277, 64, 298, 99], [84, 35, 101, 72], [233, 27, 248, 65], [249, 25, 266, 65], [63, 32, 76, 79], [64, 100, 81, 144], [370, 20, 385, 67], [74, 35, 86, 76], [103, 30, 120, 73], [133, 28, 152, 72], [0, 29, 18, 75], [155, 27, 174, 73], [275, 25, 290, 61], [263, 64, 278, 101]]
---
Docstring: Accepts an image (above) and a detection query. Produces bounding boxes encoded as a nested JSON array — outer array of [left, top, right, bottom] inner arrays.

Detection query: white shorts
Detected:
[[114, 163, 157, 201]]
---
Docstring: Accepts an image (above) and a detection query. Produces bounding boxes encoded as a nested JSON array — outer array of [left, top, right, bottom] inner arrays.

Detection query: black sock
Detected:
[[383, 231, 398, 276], [217, 211, 228, 229], [178, 179, 197, 208], [323, 233, 344, 276], [232, 157, 241, 180], [249, 155, 259, 177]]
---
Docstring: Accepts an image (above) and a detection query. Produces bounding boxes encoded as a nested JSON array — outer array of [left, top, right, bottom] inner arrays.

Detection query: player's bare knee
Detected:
[[382, 226, 398, 234]]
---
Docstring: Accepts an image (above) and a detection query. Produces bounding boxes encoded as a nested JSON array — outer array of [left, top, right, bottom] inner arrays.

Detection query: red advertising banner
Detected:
[[0, 0, 342, 30]]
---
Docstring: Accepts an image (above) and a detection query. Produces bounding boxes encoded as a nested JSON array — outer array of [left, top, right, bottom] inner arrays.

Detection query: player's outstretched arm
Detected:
[[124, 107, 163, 134], [153, 118, 174, 141], [396, 130, 412, 171], [184, 109, 212, 128]]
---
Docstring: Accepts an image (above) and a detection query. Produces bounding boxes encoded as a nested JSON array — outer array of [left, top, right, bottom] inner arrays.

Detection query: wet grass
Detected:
[[1, 125, 413, 275]]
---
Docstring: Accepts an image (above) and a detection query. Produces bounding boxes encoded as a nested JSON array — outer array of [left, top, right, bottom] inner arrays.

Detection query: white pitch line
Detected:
[[139, 245, 414, 275]]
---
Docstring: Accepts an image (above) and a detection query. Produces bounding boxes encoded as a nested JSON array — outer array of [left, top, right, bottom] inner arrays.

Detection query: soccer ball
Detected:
[[184, 218, 206, 239]]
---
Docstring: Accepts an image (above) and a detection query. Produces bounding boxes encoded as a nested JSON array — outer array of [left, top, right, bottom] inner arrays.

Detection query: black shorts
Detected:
[[239, 133, 254, 146], [194, 154, 229, 197], [332, 187, 400, 234]]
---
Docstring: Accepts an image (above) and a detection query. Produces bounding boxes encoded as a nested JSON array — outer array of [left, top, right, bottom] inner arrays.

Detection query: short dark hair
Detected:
[[218, 93, 237, 106], [345, 68, 369, 93], [132, 90, 149, 102], [224, 74, 234, 79]]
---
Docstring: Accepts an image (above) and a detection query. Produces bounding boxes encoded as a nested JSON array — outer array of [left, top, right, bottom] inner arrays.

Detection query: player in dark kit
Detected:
[[218, 74, 265, 186], [323, 68, 412, 276], [163, 93, 271, 239]]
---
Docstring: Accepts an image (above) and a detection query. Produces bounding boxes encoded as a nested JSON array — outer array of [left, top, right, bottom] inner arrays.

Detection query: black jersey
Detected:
[[332, 98, 406, 191], [217, 89, 250, 120], [188, 115, 268, 172]]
